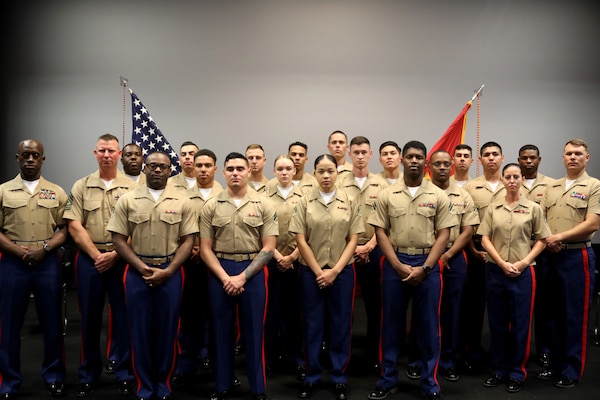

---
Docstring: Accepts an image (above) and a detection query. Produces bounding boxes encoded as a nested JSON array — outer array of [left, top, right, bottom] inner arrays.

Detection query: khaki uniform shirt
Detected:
[[123, 171, 146, 187], [167, 173, 196, 192], [522, 173, 554, 204], [541, 172, 600, 239], [444, 181, 480, 243], [463, 175, 506, 233], [368, 180, 457, 249], [290, 188, 364, 267], [450, 175, 472, 187], [337, 161, 353, 180], [249, 176, 269, 194], [63, 170, 135, 244], [107, 185, 198, 256], [200, 190, 278, 254], [478, 197, 551, 263], [291, 173, 318, 195], [337, 171, 389, 244], [0, 175, 68, 242], [187, 181, 224, 246], [265, 180, 304, 256], [377, 170, 404, 186]]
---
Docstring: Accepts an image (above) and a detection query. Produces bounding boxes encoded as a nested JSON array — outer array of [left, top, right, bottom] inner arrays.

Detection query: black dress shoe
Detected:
[[297, 382, 315, 399], [422, 391, 443, 400], [536, 369, 554, 380], [505, 378, 522, 393], [47, 381, 66, 397], [232, 375, 241, 387], [367, 385, 397, 400], [0, 393, 15, 399], [158, 396, 172, 400], [483, 375, 505, 388], [119, 379, 135, 395], [440, 367, 459, 382], [538, 352, 550, 367], [252, 393, 267, 400], [296, 365, 307, 382], [209, 391, 228, 400], [76, 383, 95, 397], [334, 383, 348, 400], [554, 375, 576, 388], [406, 364, 422, 380], [105, 359, 117, 375]]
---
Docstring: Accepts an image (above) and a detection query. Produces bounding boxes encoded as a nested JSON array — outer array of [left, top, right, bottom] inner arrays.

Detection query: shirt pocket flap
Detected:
[[83, 200, 102, 212], [3, 199, 28, 209], [160, 212, 182, 225], [128, 213, 151, 224], [212, 216, 231, 227], [243, 216, 264, 228]]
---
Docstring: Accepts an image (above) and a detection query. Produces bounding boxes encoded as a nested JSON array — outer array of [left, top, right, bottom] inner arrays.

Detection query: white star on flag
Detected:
[[130, 89, 181, 175]]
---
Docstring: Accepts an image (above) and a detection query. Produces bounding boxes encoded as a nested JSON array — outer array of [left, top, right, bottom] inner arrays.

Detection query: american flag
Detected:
[[130, 89, 181, 175]]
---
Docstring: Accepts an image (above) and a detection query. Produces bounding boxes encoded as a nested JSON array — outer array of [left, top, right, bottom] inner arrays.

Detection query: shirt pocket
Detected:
[[128, 213, 151, 226], [160, 212, 182, 225], [3, 198, 29, 226], [415, 206, 436, 237], [82, 200, 102, 226], [388, 206, 406, 232], [565, 197, 588, 223]]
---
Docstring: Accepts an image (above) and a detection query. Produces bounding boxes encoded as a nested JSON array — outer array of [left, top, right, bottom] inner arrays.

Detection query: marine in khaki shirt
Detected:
[[265, 177, 303, 258], [288, 141, 319, 195], [478, 196, 551, 264], [290, 187, 364, 268], [0, 139, 69, 398], [518, 144, 554, 204]]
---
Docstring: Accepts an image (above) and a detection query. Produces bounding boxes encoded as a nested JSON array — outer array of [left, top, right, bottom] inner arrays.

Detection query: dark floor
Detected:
[[15, 285, 600, 400]]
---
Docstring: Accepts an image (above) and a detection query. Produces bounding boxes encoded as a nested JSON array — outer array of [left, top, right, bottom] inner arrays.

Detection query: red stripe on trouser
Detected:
[[579, 249, 590, 381], [261, 266, 269, 388]]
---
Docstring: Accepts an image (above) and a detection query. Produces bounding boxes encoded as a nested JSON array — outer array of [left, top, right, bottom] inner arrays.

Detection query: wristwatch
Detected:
[[43, 242, 52, 252], [422, 265, 432, 275]]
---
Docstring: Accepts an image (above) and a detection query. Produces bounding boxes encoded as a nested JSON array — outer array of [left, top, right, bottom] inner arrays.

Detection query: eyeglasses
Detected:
[[430, 161, 452, 168], [146, 163, 171, 171]]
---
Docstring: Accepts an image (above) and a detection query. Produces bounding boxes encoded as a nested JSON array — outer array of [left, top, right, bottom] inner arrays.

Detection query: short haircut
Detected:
[[518, 144, 540, 155], [314, 154, 337, 169], [453, 143, 472, 155], [402, 140, 427, 157], [122, 142, 140, 150], [288, 141, 308, 152], [328, 130, 347, 143], [246, 143, 264, 153], [350, 136, 370, 147], [565, 138, 588, 151], [224, 152, 248, 166], [98, 133, 119, 143], [146, 150, 171, 163], [379, 140, 401, 154], [180, 141, 198, 150], [194, 148, 217, 163], [430, 149, 451, 158], [480, 141, 503, 155]]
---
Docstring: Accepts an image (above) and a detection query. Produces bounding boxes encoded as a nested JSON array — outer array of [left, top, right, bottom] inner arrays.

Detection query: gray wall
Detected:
[[3, 1, 600, 192]]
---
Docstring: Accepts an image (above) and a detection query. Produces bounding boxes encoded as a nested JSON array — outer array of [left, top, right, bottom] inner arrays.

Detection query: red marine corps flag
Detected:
[[426, 85, 484, 178], [128, 87, 181, 176]]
